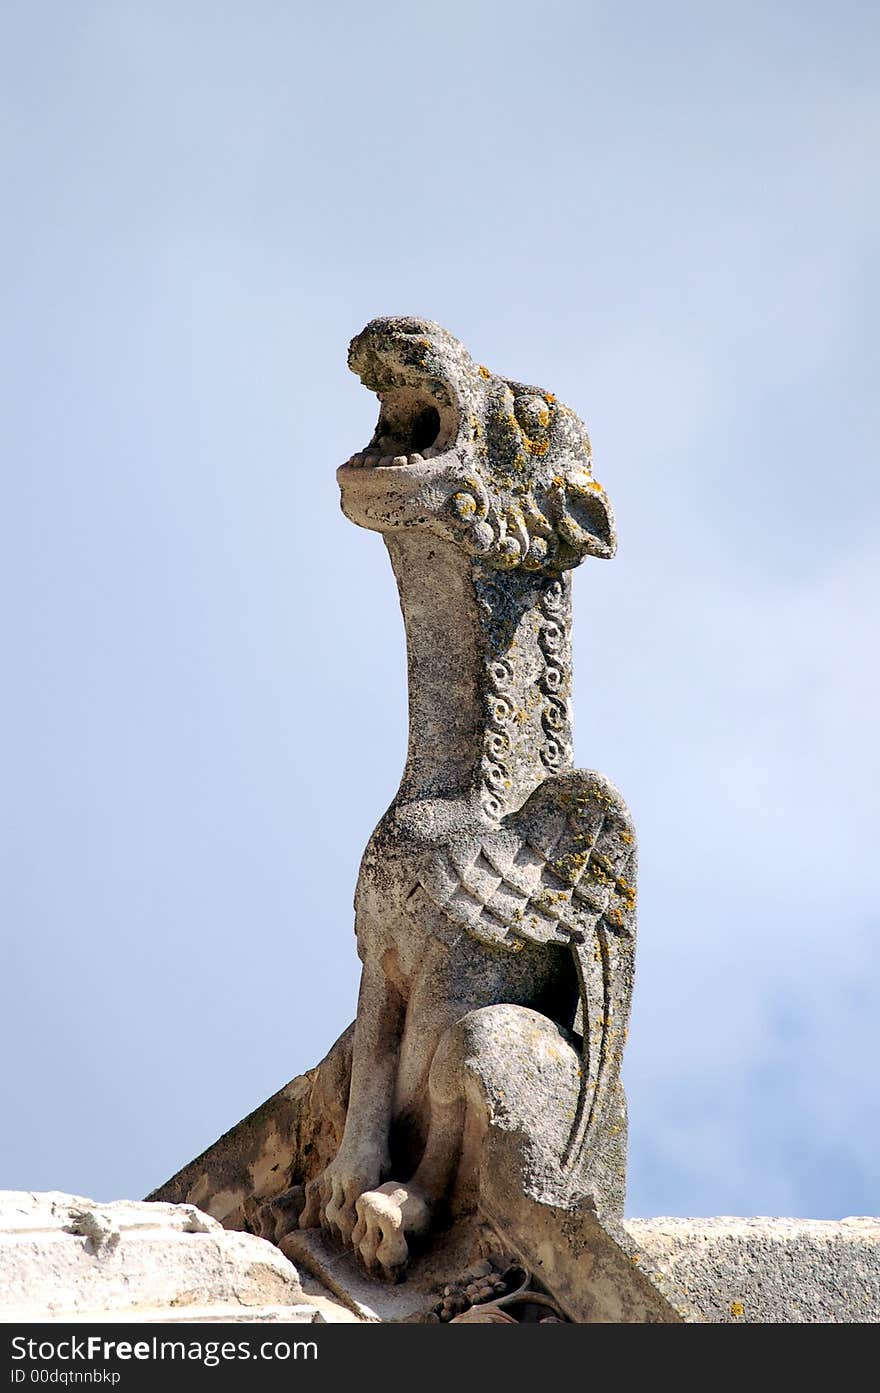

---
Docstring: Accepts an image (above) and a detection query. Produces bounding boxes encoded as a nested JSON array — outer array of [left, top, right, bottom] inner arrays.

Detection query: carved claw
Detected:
[[352, 1182, 431, 1282], [250, 1186, 304, 1242], [298, 1159, 384, 1248], [324, 1175, 362, 1245], [298, 1176, 323, 1231]]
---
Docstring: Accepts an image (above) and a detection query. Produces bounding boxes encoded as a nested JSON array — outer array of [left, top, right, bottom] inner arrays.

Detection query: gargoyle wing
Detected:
[[419, 770, 636, 1171]]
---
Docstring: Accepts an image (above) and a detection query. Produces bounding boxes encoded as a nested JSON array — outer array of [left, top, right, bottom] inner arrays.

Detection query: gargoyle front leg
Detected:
[[351, 1002, 585, 1281], [350, 984, 471, 1281], [299, 954, 403, 1244]]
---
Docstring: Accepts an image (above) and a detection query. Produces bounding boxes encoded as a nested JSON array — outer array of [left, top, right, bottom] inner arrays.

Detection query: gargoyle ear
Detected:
[[549, 471, 617, 562]]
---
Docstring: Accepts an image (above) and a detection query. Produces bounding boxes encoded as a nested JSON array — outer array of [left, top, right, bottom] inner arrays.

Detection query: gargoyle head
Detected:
[[337, 316, 616, 575]]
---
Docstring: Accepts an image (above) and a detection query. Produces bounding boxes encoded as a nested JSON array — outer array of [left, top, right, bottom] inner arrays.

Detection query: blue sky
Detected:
[[2, 1, 878, 1219]]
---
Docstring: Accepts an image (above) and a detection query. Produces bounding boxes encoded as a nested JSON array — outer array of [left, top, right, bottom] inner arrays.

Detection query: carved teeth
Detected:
[[352, 448, 441, 469]]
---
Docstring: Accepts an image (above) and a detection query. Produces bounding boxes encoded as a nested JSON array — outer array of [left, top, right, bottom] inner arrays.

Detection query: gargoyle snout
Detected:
[[348, 316, 430, 373], [348, 316, 471, 388]]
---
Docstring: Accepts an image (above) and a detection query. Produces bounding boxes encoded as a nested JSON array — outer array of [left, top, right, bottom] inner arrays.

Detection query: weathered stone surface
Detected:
[[292, 317, 637, 1278], [280, 1219, 491, 1323], [483, 1193, 692, 1324], [0, 1192, 316, 1323], [624, 1217, 880, 1323]]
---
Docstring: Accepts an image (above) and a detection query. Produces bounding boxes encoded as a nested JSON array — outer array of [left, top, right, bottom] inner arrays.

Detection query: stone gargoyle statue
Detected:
[[285, 317, 638, 1282]]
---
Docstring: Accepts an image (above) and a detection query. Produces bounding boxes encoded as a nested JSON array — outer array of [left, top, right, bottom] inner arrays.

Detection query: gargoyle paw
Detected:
[[299, 1160, 384, 1246], [351, 1182, 431, 1281]]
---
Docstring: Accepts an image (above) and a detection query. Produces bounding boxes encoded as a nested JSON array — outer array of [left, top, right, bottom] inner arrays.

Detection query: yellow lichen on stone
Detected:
[[453, 492, 477, 518], [614, 877, 637, 911]]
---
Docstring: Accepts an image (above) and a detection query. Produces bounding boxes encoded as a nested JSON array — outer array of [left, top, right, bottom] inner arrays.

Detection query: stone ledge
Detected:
[[147, 1049, 880, 1323], [0, 1192, 309, 1323], [623, 1216, 880, 1323]]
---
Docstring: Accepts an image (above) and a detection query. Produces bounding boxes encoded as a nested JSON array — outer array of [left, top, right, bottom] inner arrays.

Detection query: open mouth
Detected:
[[344, 377, 460, 469]]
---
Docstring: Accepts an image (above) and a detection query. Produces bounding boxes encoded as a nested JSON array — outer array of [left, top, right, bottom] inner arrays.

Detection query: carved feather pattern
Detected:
[[419, 769, 636, 1169]]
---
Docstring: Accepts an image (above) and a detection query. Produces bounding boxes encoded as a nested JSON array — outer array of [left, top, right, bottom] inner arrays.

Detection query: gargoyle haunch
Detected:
[[298, 317, 637, 1280]]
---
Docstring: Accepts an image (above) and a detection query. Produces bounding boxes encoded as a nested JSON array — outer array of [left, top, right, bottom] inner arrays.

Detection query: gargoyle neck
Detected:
[[385, 532, 574, 815]]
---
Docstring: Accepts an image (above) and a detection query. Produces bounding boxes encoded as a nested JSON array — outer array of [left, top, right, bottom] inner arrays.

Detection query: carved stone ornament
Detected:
[[286, 317, 637, 1282], [143, 325, 880, 1322]]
